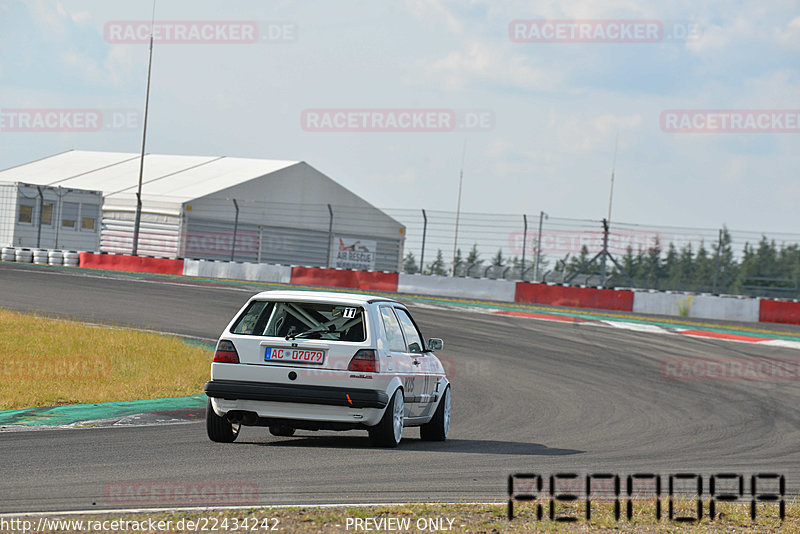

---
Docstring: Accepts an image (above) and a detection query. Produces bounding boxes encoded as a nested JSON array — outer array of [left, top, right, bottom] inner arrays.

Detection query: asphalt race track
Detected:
[[2, 263, 800, 512]]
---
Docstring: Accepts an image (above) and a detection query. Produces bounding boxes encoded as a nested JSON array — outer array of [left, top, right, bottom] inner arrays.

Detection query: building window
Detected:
[[80, 204, 99, 231], [41, 202, 54, 226], [61, 202, 79, 229], [18, 200, 34, 224]]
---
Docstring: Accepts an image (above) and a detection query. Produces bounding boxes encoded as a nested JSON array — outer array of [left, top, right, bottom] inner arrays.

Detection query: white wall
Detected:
[[0, 184, 15, 247], [11, 184, 102, 251], [398, 273, 517, 302], [183, 258, 292, 283]]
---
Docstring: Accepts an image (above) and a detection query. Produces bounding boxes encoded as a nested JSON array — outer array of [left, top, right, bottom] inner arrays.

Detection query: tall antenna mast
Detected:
[[607, 130, 618, 224], [566, 130, 634, 288], [132, 0, 156, 256], [451, 139, 467, 276]]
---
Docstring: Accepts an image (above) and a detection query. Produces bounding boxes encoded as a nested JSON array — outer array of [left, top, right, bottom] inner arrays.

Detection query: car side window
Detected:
[[379, 307, 407, 352], [394, 308, 424, 353], [231, 301, 273, 335]]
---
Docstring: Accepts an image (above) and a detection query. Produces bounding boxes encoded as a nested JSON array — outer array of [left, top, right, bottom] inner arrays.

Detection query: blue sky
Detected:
[[0, 0, 797, 233]]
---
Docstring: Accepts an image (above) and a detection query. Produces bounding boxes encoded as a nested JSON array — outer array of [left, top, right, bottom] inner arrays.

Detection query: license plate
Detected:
[[264, 347, 325, 364]]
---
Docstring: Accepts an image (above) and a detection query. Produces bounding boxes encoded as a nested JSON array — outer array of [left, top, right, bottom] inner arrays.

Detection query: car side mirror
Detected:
[[427, 338, 443, 351]]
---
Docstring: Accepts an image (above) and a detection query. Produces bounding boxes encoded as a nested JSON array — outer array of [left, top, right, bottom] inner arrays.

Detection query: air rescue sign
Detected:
[[333, 236, 376, 270]]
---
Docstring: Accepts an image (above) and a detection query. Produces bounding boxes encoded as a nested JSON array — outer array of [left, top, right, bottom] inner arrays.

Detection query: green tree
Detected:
[[663, 243, 681, 289], [693, 242, 713, 290], [426, 249, 447, 276], [555, 253, 570, 273], [403, 252, 419, 274], [492, 249, 505, 267], [710, 227, 737, 293], [678, 243, 695, 286], [642, 237, 663, 287], [466, 244, 481, 265], [622, 246, 641, 282], [568, 245, 599, 275]]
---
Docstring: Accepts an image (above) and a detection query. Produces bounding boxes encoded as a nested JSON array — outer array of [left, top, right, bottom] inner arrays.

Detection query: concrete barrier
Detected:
[[59, 252, 800, 326], [515, 282, 634, 311], [79, 252, 184, 275], [633, 292, 760, 322], [290, 266, 399, 292], [759, 299, 800, 325], [398, 274, 516, 302], [183, 259, 292, 284]]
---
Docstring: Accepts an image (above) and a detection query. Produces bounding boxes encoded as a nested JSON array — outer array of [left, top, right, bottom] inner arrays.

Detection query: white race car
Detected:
[[205, 290, 450, 447]]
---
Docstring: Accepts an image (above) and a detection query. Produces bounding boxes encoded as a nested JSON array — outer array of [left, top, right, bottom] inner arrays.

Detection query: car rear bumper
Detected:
[[204, 379, 389, 409]]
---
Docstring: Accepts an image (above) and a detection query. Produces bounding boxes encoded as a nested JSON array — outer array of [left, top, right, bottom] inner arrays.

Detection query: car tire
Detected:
[[269, 425, 295, 437], [420, 385, 450, 441], [369, 389, 404, 448], [206, 398, 240, 443]]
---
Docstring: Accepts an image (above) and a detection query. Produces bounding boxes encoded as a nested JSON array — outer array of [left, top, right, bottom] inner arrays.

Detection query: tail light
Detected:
[[348, 349, 379, 373], [213, 340, 240, 363]]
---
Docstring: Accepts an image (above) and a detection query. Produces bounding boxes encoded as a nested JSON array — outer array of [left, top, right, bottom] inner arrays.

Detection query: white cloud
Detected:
[[27, 0, 69, 37], [70, 10, 92, 26], [428, 40, 562, 91], [550, 112, 642, 153], [103, 46, 144, 88], [775, 16, 800, 48], [61, 50, 103, 84], [403, 0, 464, 34], [374, 168, 418, 187]]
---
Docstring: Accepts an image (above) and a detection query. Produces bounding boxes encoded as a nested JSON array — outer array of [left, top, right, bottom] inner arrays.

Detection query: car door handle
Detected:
[[413, 359, 420, 366]]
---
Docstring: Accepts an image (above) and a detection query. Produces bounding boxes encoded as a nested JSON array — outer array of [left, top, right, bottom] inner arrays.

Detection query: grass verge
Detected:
[[6, 502, 798, 533], [0, 308, 211, 410]]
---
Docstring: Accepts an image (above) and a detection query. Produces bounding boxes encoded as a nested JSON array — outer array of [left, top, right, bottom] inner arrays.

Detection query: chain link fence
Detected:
[[4, 186, 800, 298], [384, 208, 800, 298]]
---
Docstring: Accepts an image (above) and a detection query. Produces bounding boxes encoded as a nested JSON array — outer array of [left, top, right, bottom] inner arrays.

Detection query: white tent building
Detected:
[[0, 150, 405, 271]]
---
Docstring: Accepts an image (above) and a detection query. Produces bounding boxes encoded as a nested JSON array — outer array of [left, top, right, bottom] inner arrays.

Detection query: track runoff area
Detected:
[[0, 262, 799, 531]]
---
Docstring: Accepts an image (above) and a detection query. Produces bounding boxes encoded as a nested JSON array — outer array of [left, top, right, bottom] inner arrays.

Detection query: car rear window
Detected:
[[231, 300, 366, 342]]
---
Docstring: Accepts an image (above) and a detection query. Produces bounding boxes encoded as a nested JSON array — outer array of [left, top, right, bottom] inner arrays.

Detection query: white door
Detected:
[[377, 306, 417, 419], [392, 307, 436, 419]]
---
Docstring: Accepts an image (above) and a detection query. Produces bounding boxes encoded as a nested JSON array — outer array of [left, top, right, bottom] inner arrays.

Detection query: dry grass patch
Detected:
[[0, 308, 211, 410]]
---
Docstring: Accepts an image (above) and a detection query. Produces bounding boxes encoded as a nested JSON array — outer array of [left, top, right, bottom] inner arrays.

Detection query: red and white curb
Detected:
[[471, 307, 800, 351]]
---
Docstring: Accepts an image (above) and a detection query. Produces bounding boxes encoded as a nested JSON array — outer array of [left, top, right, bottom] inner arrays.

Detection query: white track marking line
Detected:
[[1, 265, 253, 292], [760, 339, 800, 350], [599, 320, 670, 334]]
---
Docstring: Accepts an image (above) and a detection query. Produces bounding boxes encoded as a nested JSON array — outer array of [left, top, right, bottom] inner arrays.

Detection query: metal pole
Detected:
[[601, 132, 619, 278], [521, 214, 527, 278], [54, 186, 62, 248], [601, 218, 610, 283], [35, 186, 44, 248], [420, 209, 427, 273], [230, 199, 239, 261], [451, 139, 466, 276], [326, 203, 334, 267], [257, 226, 263, 263], [132, 1, 156, 256], [534, 211, 546, 282], [712, 228, 722, 293]]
